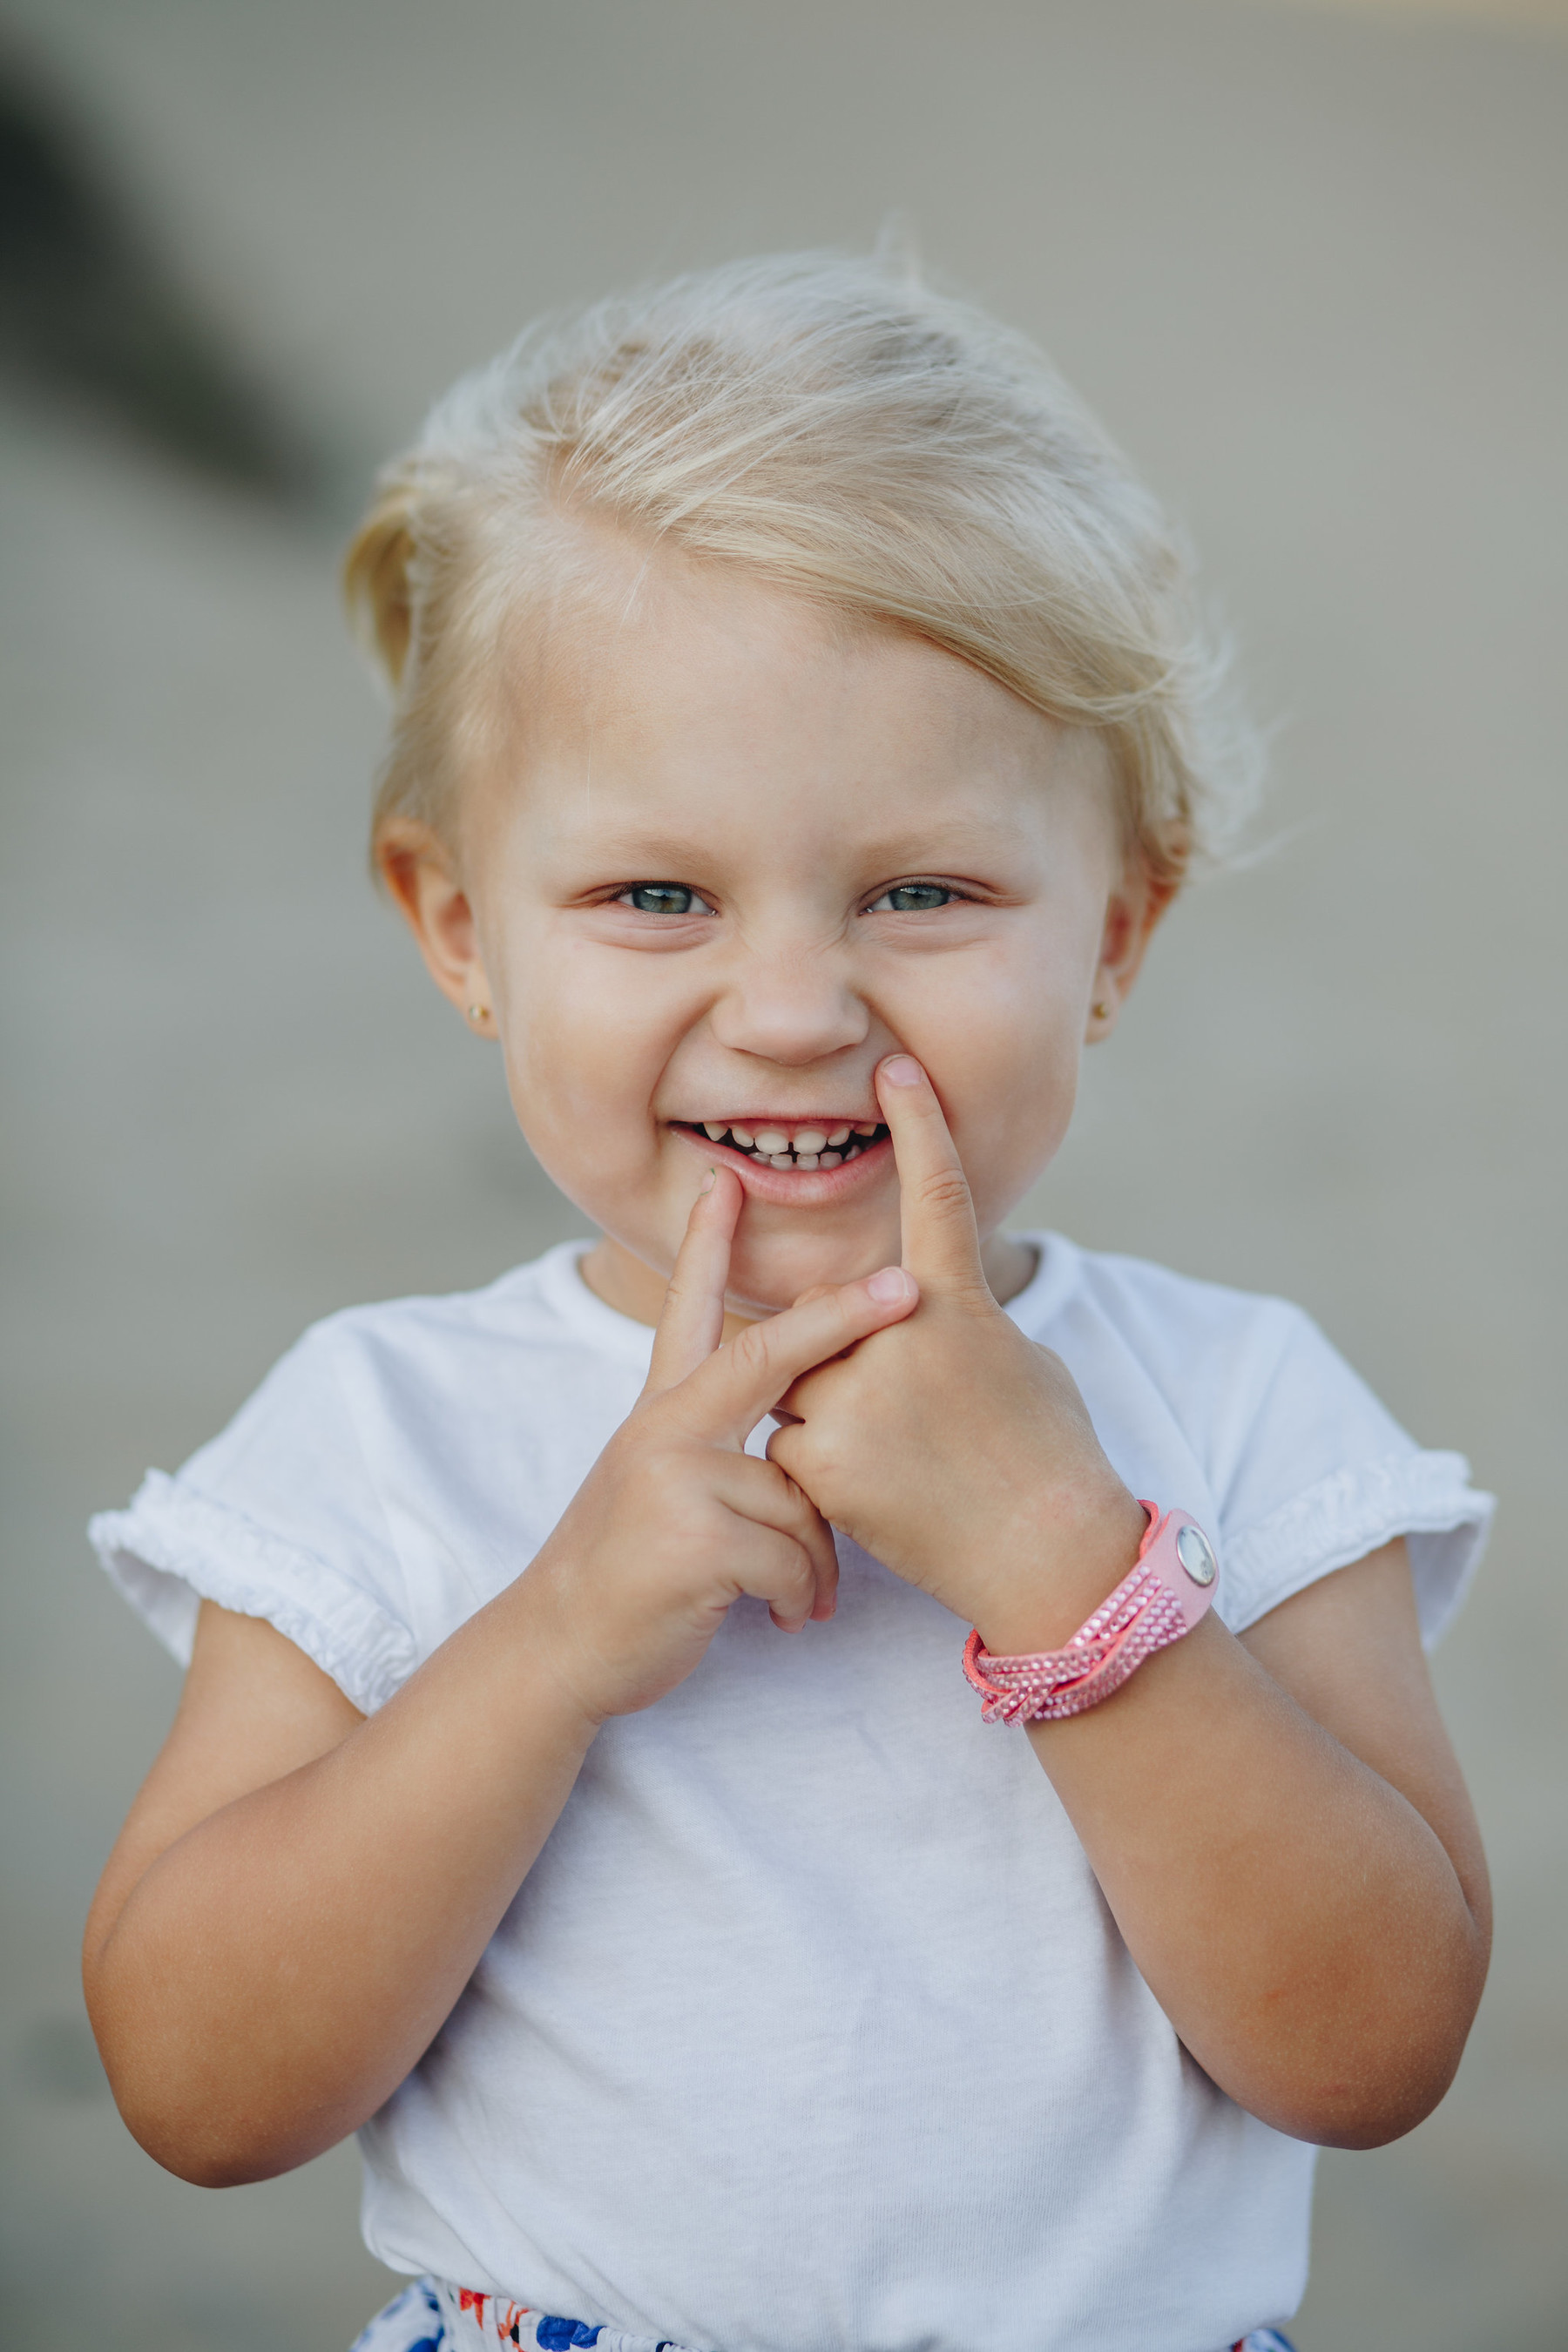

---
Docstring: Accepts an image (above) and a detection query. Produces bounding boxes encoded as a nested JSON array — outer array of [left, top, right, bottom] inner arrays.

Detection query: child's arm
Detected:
[[83, 1182, 917, 2187], [769, 1056, 1490, 2150]]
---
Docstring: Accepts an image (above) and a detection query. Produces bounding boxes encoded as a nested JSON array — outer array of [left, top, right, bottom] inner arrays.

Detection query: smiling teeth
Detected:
[[686, 1120, 886, 1168]]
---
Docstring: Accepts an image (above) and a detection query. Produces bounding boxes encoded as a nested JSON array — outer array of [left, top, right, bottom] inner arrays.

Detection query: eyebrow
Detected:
[[539, 809, 1037, 870], [829, 814, 1037, 864]]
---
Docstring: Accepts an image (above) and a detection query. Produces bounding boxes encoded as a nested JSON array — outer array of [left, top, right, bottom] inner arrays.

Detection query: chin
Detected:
[[723, 1223, 891, 1316]]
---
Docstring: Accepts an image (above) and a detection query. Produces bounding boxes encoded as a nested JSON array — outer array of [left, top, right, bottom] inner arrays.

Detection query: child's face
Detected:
[[389, 535, 1164, 1317]]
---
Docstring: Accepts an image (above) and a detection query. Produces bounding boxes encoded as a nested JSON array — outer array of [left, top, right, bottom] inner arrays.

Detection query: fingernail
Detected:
[[880, 1054, 923, 1088], [699, 1166, 717, 1195], [868, 1266, 916, 1303]]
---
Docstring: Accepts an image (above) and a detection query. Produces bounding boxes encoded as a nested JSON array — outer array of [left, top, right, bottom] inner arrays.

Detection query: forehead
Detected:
[[478, 525, 1113, 866]]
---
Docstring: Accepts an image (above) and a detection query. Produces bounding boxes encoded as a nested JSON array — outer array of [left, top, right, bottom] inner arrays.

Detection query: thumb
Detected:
[[875, 1053, 990, 1298]]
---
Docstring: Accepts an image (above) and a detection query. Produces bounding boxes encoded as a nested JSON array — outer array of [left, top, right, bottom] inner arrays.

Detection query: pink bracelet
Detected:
[[962, 1503, 1218, 1724]]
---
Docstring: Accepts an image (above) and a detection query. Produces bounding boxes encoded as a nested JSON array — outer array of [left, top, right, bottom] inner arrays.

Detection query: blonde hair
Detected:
[[344, 251, 1258, 886]]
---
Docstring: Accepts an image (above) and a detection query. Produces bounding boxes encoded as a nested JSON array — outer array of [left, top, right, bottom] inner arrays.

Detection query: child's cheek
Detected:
[[909, 976, 1084, 1223], [495, 955, 663, 1209]]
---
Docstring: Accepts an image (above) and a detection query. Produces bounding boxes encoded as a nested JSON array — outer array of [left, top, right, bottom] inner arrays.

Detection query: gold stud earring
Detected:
[[466, 1004, 490, 1026], [1092, 998, 1113, 1021]]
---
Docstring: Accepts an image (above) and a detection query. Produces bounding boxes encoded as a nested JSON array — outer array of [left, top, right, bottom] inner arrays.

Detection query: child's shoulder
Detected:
[[1011, 1230, 1490, 1644], [290, 1237, 645, 1375], [166, 1239, 645, 1486], [1011, 1227, 1326, 1382], [1015, 1224, 1416, 1491]]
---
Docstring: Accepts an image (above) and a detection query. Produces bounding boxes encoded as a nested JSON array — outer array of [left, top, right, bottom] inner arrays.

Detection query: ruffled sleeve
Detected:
[[1203, 1301, 1493, 1646], [89, 1322, 418, 1713]]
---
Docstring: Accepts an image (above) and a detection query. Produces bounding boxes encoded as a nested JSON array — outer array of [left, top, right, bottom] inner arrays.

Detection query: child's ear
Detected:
[[1086, 853, 1178, 1041], [375, 818, 497, 1037]]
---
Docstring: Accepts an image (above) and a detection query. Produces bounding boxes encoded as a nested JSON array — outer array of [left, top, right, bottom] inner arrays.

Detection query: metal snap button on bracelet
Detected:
[[1175, 1524, 1217, 1585]]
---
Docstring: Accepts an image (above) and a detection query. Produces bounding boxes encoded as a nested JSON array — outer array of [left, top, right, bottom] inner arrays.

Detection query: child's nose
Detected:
[[707, 943, 869, 1066]]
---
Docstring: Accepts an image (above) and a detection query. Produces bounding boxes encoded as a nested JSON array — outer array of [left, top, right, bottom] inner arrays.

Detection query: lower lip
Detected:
[[671, 1125, 894, 1205]]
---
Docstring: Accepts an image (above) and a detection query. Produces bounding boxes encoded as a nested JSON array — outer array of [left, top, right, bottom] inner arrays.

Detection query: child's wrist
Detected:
[[498, 1557, 617, 1738], [970, 1483, 1151, 1659]]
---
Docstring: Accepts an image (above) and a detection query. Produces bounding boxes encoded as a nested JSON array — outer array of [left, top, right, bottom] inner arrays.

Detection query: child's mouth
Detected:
[[672, 1118, 889, 1173]]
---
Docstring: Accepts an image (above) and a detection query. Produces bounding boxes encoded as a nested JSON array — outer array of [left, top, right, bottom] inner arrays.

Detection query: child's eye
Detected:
[[617, 883, 714, 916], [864, 882, 962, 914]]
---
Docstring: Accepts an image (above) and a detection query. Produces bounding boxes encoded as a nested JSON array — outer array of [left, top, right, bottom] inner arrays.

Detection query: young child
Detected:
[[85, 253, 1492, 2352]]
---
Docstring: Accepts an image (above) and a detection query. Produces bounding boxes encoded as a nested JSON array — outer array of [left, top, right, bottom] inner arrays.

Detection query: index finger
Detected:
[[875, 1054, 990, 1296], [666, 1263, 919, 1450], [642, 1165, 742, 1398]]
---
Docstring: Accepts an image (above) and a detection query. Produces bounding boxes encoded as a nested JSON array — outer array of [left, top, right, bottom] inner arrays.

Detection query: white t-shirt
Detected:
[[91, 1235, 1490, 2352]]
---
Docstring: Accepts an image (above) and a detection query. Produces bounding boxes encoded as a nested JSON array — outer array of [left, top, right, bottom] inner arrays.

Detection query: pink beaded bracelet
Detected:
[[962, 1503, 1219, 1724]]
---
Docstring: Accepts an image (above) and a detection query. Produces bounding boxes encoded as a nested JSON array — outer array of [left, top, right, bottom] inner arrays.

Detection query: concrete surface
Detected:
[[1, 3, 1565, 2345]]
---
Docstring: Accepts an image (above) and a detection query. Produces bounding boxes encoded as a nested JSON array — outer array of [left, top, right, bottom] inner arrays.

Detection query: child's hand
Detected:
[[767, 1056, 1149, 1654], [532, 1166, 919, 1722]]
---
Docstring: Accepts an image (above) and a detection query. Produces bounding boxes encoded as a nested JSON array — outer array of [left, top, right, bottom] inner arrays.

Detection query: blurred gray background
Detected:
[[2, 2, 1564, 2346]]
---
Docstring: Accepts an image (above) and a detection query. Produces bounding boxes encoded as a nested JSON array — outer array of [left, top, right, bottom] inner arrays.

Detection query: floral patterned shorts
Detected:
[[349, 2274, 1298, 2352]]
